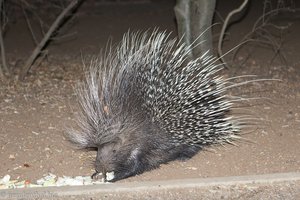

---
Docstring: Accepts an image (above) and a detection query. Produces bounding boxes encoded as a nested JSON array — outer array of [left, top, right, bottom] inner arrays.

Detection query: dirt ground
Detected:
[[0, 0, 299, 184]]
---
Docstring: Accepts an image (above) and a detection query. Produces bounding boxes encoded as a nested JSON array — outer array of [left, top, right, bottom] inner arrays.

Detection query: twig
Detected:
[[19, 0, 79, 81], [52, 31, 77, 41], [217, 0, 249, 66], [0, 0, 9, 77], [21, 3, 39, 45], [231, 2, 296, 65], [252, 7, 293, 31], [20, 0, 49, 36]]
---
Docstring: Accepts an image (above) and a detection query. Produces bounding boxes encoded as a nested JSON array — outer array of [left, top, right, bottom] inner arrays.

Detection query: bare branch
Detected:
[[231, 1, 297, 65], [21, 3, 39, 45], [19, 0, 79, 80], [217, 0, 249, 66], [0, 0, 9, 77]]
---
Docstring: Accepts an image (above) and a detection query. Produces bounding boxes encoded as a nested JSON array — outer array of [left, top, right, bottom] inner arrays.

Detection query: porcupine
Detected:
[[67, 30, 243, 182]]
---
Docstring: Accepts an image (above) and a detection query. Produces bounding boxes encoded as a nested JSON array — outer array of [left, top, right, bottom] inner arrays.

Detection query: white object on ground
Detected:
[[0, 173, 110, 189]]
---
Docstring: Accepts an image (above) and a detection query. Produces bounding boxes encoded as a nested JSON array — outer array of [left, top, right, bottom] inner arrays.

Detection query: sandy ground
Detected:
[[0, 0, 299, 185]]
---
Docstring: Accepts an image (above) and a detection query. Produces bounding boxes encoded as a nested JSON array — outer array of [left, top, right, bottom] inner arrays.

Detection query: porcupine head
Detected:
[[67, 31, 239, 182]]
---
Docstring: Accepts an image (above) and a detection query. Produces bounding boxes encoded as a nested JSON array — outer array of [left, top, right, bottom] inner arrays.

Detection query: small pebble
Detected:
[[0, 173, 109, 189]]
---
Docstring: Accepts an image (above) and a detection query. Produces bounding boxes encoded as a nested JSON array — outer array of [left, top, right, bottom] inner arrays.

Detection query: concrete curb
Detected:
[[0, 172, 299, 200]]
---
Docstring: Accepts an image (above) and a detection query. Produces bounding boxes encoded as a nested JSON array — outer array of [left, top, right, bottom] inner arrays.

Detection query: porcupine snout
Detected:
[[92, 144, 117, 181]]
